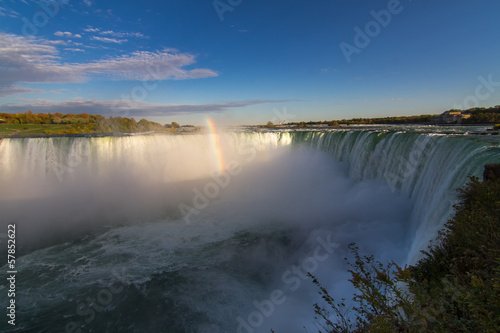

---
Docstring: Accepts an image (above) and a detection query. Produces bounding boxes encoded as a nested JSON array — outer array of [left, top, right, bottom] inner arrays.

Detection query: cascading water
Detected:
[[281, 130, 500, 262], [0, 127, 499, 333]]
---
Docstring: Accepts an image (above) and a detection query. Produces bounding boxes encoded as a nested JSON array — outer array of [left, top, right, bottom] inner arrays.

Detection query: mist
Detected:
[[0, 133, 415, 332]]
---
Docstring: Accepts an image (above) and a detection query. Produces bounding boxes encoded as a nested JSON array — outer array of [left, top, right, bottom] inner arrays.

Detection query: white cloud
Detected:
[[91, 36, 128, 44], [82, 28, 146, 39], [83, 0, 93, 6], [79, 49, 218, 81], [45, 40, 68, 46], [54, 31, 72, 37], [64, 48, 85, 52], [83, 26, 100, 32], [0, 33, 218, 96], [0, 99, 292, 116], [54, 31, 81, 38], [0, 33, 84, 87]]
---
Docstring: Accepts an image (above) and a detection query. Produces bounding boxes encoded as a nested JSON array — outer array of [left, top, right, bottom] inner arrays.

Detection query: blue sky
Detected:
[[0, 0, 499, 125]]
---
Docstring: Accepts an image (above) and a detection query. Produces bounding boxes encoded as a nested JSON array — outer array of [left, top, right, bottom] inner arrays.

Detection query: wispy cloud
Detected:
[[79, 49, 218, 80], [100, 30, 145, 38], [0, 86, 44, 97], [83, 26, 100, 33], [0, 33, 83, 93], [90, 36, 128, 44], [0, 5, 21, 18], [0, 99, 294, 116], [49, 89, 70, 94], [0, 32, 218, 96], [83, 0, 93, 6], [82, 26, 146, 39], [45, 40, 68, 46]]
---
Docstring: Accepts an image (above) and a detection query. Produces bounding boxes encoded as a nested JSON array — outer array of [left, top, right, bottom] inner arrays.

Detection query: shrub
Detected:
[[310, 176, 500, 332]]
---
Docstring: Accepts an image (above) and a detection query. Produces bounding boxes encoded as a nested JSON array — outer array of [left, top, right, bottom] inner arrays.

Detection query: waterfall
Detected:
[[0, 131, 498, 261], [1, 130, 499, 333], [0, 133, 284, 183], [282, 131, 500, 261]]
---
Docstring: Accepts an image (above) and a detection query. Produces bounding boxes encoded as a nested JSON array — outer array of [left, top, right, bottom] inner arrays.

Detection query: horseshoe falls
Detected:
[[0, 127, 499, 333]]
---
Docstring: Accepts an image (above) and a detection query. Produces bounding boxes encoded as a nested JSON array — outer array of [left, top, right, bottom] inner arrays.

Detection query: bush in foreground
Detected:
[[310, 176, 500, 332]]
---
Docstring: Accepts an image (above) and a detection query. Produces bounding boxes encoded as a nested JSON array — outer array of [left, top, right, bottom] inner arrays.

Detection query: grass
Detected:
[[0, 124, 72, 136]]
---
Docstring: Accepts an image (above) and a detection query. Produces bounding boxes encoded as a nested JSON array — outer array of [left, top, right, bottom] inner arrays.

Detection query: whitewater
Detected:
[[0, 125, 499, 332]]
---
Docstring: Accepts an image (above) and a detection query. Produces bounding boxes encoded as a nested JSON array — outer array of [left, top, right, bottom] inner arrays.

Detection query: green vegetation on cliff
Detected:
[[0, 111, 184, 137], [310, 175, 500, 332], [462, 106, 500, 124]]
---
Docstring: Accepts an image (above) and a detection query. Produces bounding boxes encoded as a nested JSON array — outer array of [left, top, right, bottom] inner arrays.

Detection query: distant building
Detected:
[[0, 118, 6, 124], [431, 111, 471, 124]]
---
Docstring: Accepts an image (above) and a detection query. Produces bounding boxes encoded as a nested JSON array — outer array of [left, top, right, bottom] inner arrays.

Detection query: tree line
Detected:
[[0, 111, 187, 135], [461, 106, 500, 124], [280, 105, 500, 127]]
